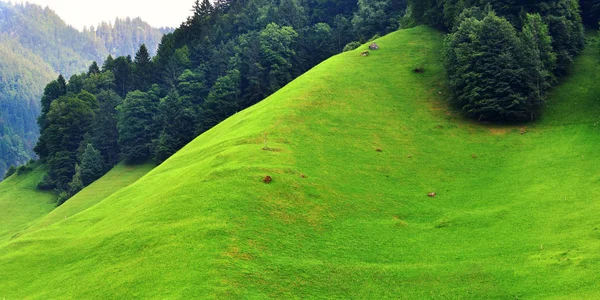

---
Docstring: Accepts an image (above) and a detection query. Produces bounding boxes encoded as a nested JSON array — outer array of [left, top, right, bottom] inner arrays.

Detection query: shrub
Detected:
[[343, 41, 362, 52], [4, 166, 17, 179]]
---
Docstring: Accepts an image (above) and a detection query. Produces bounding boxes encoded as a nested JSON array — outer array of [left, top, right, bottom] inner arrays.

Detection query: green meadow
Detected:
[[1, 26, 599, 298]]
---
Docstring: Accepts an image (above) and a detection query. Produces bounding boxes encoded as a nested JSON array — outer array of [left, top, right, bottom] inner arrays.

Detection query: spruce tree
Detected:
[[79, 144, 105, 186], [445, 12, 532, 121], [118, 87, 160, 163], [133, 44, 153, 91]]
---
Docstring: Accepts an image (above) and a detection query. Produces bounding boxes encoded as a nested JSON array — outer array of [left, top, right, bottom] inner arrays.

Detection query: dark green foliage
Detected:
[[88, 62, 101, 76], [154, 91, 197, 162], [410, 0, 584, 121], [352, 0, 400, 41], [36, 93, 96, 190], [445, 12, 535, 121], [133, 44, 154, 92], [91, 90, 122, 167], [580, 0, 600, 27], [109, 56, 134, 98], [82, 71, 117, 95], [260, 23, 298, 94], [118, 88, 160, 163], [199, 69, 242, 132], [343, 41, 361, 52], [79, 144, 105, 186], [520, 13, 557, 106], [4, 166, 17, 179]]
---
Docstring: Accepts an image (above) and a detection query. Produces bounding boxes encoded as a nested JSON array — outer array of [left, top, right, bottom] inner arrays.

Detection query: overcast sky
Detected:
[[8, 0, 196, 30]]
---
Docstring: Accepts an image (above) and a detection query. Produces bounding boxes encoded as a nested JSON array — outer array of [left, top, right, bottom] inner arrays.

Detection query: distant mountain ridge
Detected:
[[0, 1, 172, 179]]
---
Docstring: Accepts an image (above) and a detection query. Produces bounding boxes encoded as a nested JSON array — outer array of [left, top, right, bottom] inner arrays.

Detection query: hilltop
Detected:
[[1, 26, 600, 298]]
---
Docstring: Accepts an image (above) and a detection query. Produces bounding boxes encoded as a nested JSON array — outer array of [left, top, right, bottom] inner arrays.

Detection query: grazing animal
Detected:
[[376, 148, 383, 152], [361, 50, 370, 57], [300, 174, 307, 178], [428, 192, 436, 198], [263, 176, 272, 184]]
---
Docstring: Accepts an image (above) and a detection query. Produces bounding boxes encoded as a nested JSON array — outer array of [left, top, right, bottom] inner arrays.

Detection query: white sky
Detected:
[[8, 0, 196, 30]]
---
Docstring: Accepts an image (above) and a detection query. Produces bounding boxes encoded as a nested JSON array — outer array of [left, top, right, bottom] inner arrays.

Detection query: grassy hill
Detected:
[[1, 26, 600, 298], [0, 166, 55, 244], [23, 163, 155, 235]]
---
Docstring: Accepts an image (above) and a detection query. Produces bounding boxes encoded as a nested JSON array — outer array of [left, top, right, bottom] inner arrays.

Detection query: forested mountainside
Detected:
[[0, 1, 171, 180], [30, 0, 407, 202]]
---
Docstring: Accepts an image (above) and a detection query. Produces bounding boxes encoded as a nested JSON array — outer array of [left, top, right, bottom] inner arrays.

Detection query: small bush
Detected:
[[16, 164, 33, 175], [343, 41, 361, 52], [37, 174, 56, 190], [57, 191, 70, 206], [4, 166, 17, 179]]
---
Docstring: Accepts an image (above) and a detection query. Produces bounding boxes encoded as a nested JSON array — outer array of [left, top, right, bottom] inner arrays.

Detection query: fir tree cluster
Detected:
[[408, 0, 586, 121]]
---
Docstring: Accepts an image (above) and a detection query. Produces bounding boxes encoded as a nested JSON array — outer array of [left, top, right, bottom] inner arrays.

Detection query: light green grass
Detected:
[[23, 162, 155, 234], [0, 166, 55, 244], [1, 26, 600, 298]]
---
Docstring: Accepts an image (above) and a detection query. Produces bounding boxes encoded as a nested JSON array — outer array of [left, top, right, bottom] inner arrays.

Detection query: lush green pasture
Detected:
[[23, 162, 155, 235], [0, 167, 56, 244], [1, 26, 599, 298]]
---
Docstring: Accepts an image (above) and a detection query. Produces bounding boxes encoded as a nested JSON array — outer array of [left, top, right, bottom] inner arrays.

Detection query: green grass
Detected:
[[0, 166, 55, 244], [23, 162, 155, 235], [1, 26, 600, 298]]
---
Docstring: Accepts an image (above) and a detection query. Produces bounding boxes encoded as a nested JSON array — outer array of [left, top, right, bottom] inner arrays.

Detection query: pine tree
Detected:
[[133, 44, 154, 91], [445, 12, 532, 121], [88, 61, 100, 76], [520, 13, 556, 112], [118, 87, 160, 163], [91, 90, 121, 167], [154, 90, 197, 162], [79, 143, 105, 186], [199, 69, 241, 132]]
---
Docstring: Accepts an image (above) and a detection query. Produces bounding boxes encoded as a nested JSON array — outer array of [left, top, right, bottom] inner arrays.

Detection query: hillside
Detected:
[[1, 26, 600, 298], [0, 165, 55, 244]]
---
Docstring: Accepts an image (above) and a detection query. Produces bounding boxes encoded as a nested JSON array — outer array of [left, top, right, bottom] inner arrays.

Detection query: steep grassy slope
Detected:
[[1, 26, 600, 298], [24, 163, 155, 234], [0, 166, 55, 244]]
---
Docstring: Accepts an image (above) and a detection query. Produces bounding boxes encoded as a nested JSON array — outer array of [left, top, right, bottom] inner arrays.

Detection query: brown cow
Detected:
[[428, 192, 436, 198]]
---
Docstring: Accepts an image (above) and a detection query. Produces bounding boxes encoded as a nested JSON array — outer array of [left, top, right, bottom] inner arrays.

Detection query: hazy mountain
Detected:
[[0, 1, 172, 179]]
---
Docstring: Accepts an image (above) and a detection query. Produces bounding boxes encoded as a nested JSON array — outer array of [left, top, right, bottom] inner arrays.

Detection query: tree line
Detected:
[[408, 0, 587, 121], [29, 0, 407, 204]]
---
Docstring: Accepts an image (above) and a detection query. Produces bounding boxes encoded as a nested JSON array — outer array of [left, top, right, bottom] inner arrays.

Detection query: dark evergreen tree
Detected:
[[91, 90, 122, 167], [260, 23, 298, 94], [118, 87, 160, 163], [111, 56, 134, 97], [154, 90, 197, 162], [79, 143, 105, 186], [133, 44, 154, 91], [88, 61, 100, 76], [520, 13, 556, 109], [102, 55, 115, 72], [37, 92, 96, 189], [199, 69, 241, 132], [445, 12, 533, 121]]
